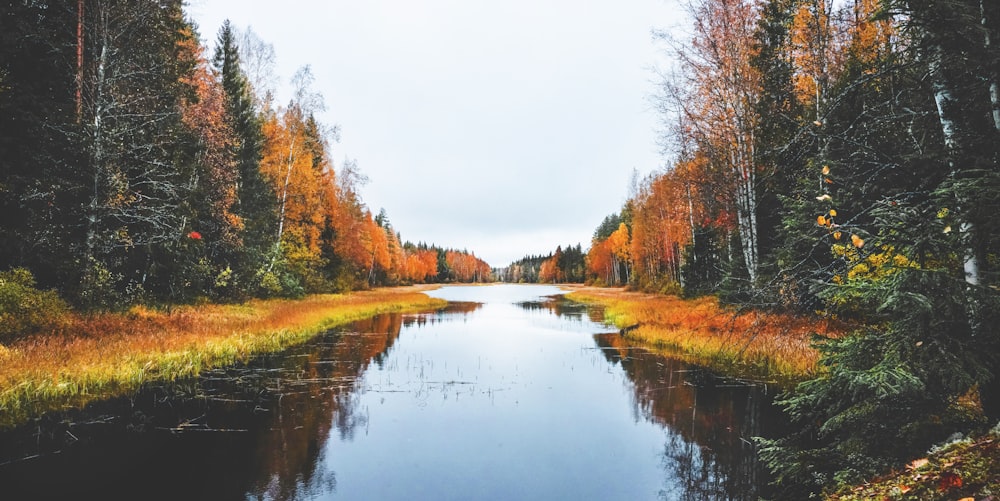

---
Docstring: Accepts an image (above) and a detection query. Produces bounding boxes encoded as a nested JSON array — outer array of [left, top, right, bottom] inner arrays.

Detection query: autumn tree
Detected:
[[660, 0, 764, 289], [176, 38, 242, 300], [71, 0, 204, 306], [256, 66, 342, 295]]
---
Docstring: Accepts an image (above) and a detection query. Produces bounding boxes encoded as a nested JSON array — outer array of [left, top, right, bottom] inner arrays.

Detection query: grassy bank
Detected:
[[565, 286, 843, 380], [0, 287, 446, 427]]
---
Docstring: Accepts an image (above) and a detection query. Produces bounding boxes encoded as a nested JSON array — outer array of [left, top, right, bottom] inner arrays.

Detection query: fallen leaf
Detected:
[[829, 209, 838, 217], [899, 484, 911, 493], [817, 215, 828, 226], [833, 231, 842, 240], [908, 458, 929, 470], [938, 472, 962, 491], [957, 497, 974, 501], [816, 194, 833, 202], [822, 165, 830, 175]]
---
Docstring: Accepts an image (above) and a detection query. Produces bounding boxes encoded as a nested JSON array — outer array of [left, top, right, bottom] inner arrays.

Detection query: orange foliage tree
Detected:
[[587, 238, 616, 285], [259, 104, 329, 291], [445, 250, 491, 283]]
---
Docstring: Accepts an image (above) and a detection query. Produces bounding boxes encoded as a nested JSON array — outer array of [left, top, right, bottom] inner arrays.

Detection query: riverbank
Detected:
[[563, 286, 843, 380], [0, 287, 446, 427], [563, 286, 1000, 498]]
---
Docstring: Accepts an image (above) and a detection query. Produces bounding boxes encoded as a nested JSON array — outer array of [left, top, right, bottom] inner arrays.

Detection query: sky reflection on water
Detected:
[[0, 284, 775, 500]]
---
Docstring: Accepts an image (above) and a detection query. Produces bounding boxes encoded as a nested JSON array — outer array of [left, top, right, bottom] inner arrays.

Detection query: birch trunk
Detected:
[[686, 184, 697, 264], [83, 25, 109, 271], [927, 42, 981, 286], [76, 0, 84, 122], [983, 0, 1000, 132], [275, 135, 295, 247], [732, 135, 759, 285]]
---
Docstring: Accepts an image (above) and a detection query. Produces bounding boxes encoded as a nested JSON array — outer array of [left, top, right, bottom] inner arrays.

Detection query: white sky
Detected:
[[186, 0, 683, 267]]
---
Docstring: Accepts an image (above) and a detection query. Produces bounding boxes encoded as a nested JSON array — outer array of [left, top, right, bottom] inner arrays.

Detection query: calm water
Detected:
[[0, 284, 780, 500]]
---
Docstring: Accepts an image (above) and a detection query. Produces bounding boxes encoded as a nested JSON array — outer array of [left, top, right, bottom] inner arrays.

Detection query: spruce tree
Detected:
[[760, 0, 1000, 493], [213, 20, 276, 297]]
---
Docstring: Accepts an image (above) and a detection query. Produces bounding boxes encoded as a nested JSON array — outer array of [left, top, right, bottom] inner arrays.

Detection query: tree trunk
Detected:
[[732, 137, 759, 285], [927, 42, 982, 286], [686, 183, 697, 264], [76, 0, 84, 122], [83, 28, 108, 278]]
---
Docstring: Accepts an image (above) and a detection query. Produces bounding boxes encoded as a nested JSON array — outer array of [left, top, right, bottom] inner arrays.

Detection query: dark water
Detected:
[[0, 285, 781, 500]]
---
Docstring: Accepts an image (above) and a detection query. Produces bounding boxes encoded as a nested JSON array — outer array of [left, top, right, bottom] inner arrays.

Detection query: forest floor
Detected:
[[825, 425, 1000, 501], [562, 285, 843, 381], [0, 286, 446, 428]]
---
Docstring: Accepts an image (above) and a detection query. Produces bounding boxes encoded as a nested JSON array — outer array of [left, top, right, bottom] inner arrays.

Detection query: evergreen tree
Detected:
[[760, 0, 1000, 493], [680, 225, 724, 297], [213, 20, 276, 297], [751, 0, 812, 309], [0, 1, 84, 290]]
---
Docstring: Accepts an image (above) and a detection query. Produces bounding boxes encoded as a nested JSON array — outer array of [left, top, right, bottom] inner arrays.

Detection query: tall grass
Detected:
[[566, 288, 843, 381], [0, 287, 446, 427]]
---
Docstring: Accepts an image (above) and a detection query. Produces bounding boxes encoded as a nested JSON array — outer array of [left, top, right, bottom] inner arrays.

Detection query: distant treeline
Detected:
[[497, 244, 585, 283], [0, 2, 490, 309]]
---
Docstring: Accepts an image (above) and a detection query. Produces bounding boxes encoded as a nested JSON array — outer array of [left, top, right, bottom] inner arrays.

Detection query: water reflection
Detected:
[[515, 294, 606, 324], [0, 285, 777, 500], [593, 334, 779, 500], [0, 314, 410, 500]]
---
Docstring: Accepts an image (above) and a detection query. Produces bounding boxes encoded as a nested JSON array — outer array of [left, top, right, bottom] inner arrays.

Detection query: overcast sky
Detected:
[[186, 0, 684, 267]]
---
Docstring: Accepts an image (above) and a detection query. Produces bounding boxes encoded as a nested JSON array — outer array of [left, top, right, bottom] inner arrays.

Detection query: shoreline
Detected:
[[0, 286, 446, 428], [561, 285, 842, 381]]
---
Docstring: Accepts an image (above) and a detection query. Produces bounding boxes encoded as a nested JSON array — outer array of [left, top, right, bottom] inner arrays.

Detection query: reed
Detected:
[[0, 287, 446, 427], [565, 287, 843, 381]]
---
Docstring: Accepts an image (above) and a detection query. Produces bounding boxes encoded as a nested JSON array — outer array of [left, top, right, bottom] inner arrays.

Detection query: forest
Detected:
[[503, 0, 1000, 494], [0, 1, 490, 314], [3, 0, 1000, 497]]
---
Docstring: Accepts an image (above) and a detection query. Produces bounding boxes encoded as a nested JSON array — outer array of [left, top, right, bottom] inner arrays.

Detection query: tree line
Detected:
[[580, 0, 999, 494], [497, 244, 586, 284], [0, 1, 491, 309]]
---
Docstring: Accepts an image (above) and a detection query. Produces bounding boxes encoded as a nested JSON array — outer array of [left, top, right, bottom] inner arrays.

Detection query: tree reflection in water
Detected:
[[0, 290, 779, 500], [520, 295, 780, 500], [593, 332, 781, 500]]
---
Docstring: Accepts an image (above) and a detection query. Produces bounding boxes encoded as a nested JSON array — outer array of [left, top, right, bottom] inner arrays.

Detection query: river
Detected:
[[0, 284, 781, 500]]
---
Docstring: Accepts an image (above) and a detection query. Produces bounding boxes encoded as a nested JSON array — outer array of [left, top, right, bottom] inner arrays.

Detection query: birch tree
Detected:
[[662, 0, 764, 286], [76, 0, 197, 304]]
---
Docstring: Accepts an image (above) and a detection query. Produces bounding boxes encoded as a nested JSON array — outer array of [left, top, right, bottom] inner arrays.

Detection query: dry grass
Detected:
[[0, 286, 446, 427], [564, 286, 843, 380]]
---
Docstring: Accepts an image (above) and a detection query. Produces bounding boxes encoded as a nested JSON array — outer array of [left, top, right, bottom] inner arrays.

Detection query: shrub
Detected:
[[0, 268, 70, 341]]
